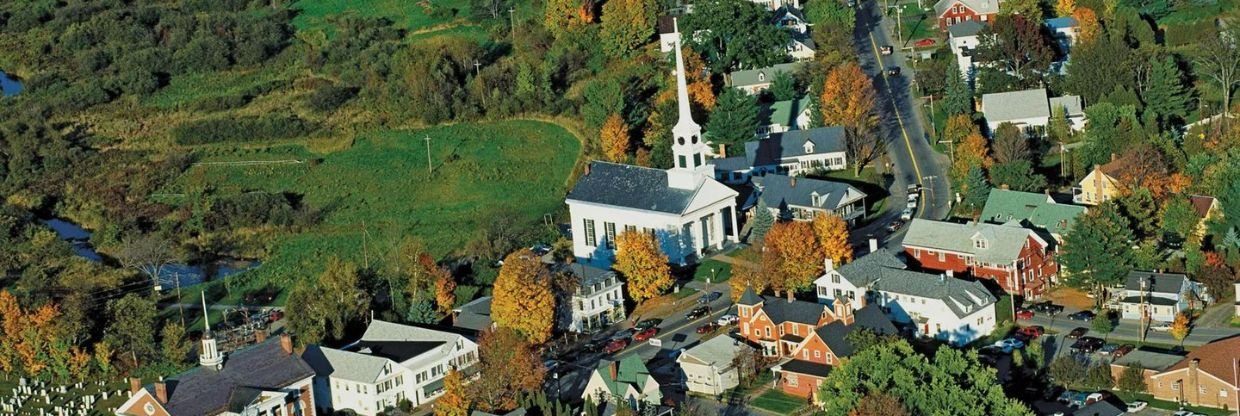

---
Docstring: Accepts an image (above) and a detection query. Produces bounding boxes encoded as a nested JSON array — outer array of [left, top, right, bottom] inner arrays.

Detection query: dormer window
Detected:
[[974, 238, 988, 249], [811, 191, 821, 206], [758, 72, 767, 82], [803, 140, 815, 154]]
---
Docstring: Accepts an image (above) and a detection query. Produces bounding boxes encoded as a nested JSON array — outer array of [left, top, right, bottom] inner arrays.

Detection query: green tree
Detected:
[[1049, 355, 1087, 389], [963, 166, 992, 209], [750, 198, 775, 243], [999, 0, 1044, 22], [680, 0, 791, 71], [768, 72, 798, 101], [942, 65, 973, 116], [600, 0, 657, 58], [1091, 310, 1114, 335], [1048, 105, 1072, 145], [1159, 195, 1200, 243], [1119, 188, 1158, 240], [1119, 364, 1147, 392], [161, 322, 191, 367], [1085, 364, 1115, 390], [318, 257, 371, 340], [991, 123, 1029, 164], [1066, 36, 1138, 105], [706, 88, 759, 153], [976, 15, 1053, 83], [991, 160, 1048, 192], [1142, 56, 1191, 128], [104, 294, 157, 366], [1061, 202, 1136, 300], [805, 0, 856, 30]]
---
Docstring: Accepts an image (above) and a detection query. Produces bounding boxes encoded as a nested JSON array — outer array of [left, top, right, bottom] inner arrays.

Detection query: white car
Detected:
[[716, 314, 738, 326], [906, 199, 918, 209], [900, 207, 914, 221], [992, 338, 1024, 353], [1126, 401, 1148, 412], [1151, 321, 1173, 332]]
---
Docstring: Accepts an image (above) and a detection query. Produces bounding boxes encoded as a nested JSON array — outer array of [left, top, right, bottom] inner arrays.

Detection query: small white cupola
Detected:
[[803, 140, 815, 154]]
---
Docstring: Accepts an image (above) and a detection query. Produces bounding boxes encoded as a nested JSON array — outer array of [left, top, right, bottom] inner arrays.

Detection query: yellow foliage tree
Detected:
[[435, 368, 470, 416], [657, 48, 716, 110], [601, 113, 631, 162], [434, 271, 457, 315], [729, 255, 770, 302], [1055, 0, 1076, 17], [820, 63, 878, 130], [94, 340, 114, 377], [1169, 312, 1191, 343], [813, 212, 853, 266], [545, 0, 590, 37], [492, 249, 555, 344], [942, 114, 979, 147], [1073, 8, 1101, 44], [614, 231, 673, 304], [764, 221, 823, 298], [0, 290, 19, 375], [951, 131, 993, 180], [69, 346, 92, 380]]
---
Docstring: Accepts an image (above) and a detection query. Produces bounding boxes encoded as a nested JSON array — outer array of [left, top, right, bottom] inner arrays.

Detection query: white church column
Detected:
[[728, 206, 739, 243]]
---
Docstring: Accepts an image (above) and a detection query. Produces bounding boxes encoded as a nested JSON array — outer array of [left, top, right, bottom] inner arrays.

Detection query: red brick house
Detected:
[[934, 0, 1002, 31], [901, 219, 1056, 299], [1112, 337, 1240, 410], [736, 288, 897, 399]]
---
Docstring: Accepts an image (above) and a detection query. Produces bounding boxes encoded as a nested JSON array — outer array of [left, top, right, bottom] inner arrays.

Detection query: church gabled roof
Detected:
[[737, 286, 763, 306], [567, 161, 736, 214]]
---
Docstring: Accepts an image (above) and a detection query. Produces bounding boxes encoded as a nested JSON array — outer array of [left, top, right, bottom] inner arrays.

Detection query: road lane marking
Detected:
[[866, 30, 927, 218]]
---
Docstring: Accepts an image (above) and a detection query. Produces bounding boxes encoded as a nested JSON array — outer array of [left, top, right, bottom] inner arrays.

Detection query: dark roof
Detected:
[[738, 286, 763, 306], [656, 16, 676, 35], [1162, 336, 1240, 385], [780, 359, 833, 377], [156, 337, 315, 415], [1124, 271, 1189, 294], [1119, 296, 1178, 306], [1189, 195, 1216, 218], [948, 20, 985, 37], [453, 296, 493, 333], [1072, 399, 1125, 416], [754, 174, 865, 211], [815, 304, 898, 358], [745, 127, 846, 167], [567, 161, 693, 214], [352, 340, 444, 362], [758, 296, 826, 326]]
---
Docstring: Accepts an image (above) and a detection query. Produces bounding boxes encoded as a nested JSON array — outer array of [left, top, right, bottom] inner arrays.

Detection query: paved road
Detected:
[[854, 0, 952, 232], [1019, 313, 1239, 347]]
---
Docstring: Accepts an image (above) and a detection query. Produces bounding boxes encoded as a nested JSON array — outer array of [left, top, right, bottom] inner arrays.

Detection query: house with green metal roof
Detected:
[[728, 63, 801, 95], [757, 97, 813, 137], [581, 355, 662, 410], [978, 189, 1087, 243]]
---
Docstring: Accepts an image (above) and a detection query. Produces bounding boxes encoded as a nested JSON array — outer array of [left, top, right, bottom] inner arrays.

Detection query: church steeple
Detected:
[[198, 292, 224, 369], [670, 18, 714, 177]]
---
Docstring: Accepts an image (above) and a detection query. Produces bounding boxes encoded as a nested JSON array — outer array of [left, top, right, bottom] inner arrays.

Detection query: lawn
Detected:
[[693, 259, 733, 282], [164, 120, 582, 296], [750, 389, 809, 414], [141, 51, 299, 110], [896, 4, 937, 45], [291, 0, 473, 38]]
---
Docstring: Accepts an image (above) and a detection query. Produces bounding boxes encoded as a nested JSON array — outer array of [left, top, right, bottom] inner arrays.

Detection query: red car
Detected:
[[1018, 326, 1044, 338], [696, 323, 719, 334], [1015, 309, 1034, 320], [633, 328, 658, 342], [603, 338, 628, 354]]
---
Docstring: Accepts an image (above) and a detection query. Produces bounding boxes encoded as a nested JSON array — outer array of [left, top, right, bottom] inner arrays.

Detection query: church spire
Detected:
[[198, 291, 224, 369], [669, 18, 713, 179]]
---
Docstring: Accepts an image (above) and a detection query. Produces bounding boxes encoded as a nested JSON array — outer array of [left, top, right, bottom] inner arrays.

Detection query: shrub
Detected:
[[307, 85, 358, 112], [172, 114, 315, 145]]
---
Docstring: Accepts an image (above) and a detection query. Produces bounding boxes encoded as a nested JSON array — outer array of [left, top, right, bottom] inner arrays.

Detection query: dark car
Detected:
[[886, 220, 905, 232], [582, 339, 607, 352], [633, 328, 659, 342], [1071, 336, 1105, 353], [696, 323, 719, 334], [1018, 326, 1044, 339], [698, 291, 723, 304], [687, 305, 710, 320], [603, 338, 628, 354], [1030, 301, 1064, 315], [1067, 310, 1096, 321], [886, 67, 901, 76], [634, 319, 662, 331], [1113, 344, 1135, 358], [1015, 309, 1035, 320], [1067, 327, 1089, 339]]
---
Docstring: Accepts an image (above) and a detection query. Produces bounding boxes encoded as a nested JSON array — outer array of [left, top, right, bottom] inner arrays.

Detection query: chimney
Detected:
[[584, 163, 591, 176], [255, 329, 267, 343], [280, 333, 293, 355], [824, 258, 834, 272], [869, 238, 879, 253], [790, 176, 797, 187], [609, 361, 618, 380], [128, 378, 141, 395], [1000, 184, 1010, 190], [154, 380, 167, 404], [718, 144, 727, 158], [1110, 153, 1118, 162]]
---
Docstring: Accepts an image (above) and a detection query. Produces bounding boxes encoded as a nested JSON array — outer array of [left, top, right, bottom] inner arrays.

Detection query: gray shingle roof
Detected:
[[567, 161, 695, 214], [753, 174, 866, 212], [729, 63, 801, 87], [745, 127, 847, 167], [1124, 271, 1189, 294], [157, 337, 315, 415], [681, 333, 749, 368], [902, 219, 1037, 265], [1119, 296, 1178, 306], [815, 304, 898, 358], [870, 270, 997, 319], [948, 20, 986, 37], [1072, 400, 1125, 416], [1112, 349, 1183, 371], [982, 89, 1051, 124], [738, 286, 763, 305], [302, 345, 394, 384], [758, 295, 827, 325], [833, 248, 909, 287], [712, 156, 751, 171], [1049, 95, 1084, 116], [453, 296, 493, 333]]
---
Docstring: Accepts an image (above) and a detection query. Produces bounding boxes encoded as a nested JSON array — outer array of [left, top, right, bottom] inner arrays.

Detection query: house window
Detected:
[[913, 249, 921, 257], [786, 374, 799, 386], [1222, 389, 1230, 397], [678, 155, 687, 168], [584, 219, 597, 247], [831, 275, 841, 284], [624, 225, 636, 233], [814, 350, 821, 358], [765, 327, 771, 338], [792, 325, 799, 335], [604, 222, 616, 249], [938, 251, 946, 262], [803, 350, 809, 359], [975, 239, 987, 249], [758, 72, 766, 82], [1172, 382, 1180, 391]]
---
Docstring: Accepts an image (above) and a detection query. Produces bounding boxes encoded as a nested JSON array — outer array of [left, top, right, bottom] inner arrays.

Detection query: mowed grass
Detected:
[[750, 389, 807, 413], [168, 120, 581, 289], [292, 0, 472, 37]]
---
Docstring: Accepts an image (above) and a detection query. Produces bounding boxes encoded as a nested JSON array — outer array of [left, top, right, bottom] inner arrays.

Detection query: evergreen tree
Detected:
[[750, 198, 775, 243], [405, 299, 440, 324], [1119, 188, 1158, 240], [942, 65, 973, 116], [1142, 56, 1191, 128], [1159, 195, 1199, 243], [769, 72, 799, 101], [1060, 202, 1136, 300], [991, 160, 1047, 192], [706, 88, 759, 154], [963, 166, 991, 209]]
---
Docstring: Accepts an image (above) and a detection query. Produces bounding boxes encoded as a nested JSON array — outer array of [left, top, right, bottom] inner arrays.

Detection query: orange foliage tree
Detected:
[[600, 113, 631, 162], [813, 212, 853, 266], [0, 291, 62, 378], [820, 62, 878, 130], [492, 249, 555, 344], [434, 272, 457, 315], [435, 368, 470, 416], [614, 231, 673, 304], [764, 221, 824, 298], [657, 48, 716, 110], [545, 0, 590, 37], [469, 328, 548, 412], [1073, 8, 1100, 44], [951, 131, 992, 180]]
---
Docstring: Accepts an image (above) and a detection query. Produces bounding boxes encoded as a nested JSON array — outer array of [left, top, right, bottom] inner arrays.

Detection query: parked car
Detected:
[[1015, 309, 1035, 320], [880, 45, 893, 55], [900, 207, 914, 221], [544, 360, 561, 374], [993, 338, 1025, 353], [1067, 327, 1089, 339], [886, 67, 901, 76], [1084, 391, 1112, 405], [687, 305, 710, 320], [1100, 343, 1119, 355], [1127, 401, 1148, 412], [633, 328, 659, 342], [716, 314, 738, 326], [698, 291, 722, 304], [583, 339, 607, 352], [696, 323, 719, 334], [603, 338, 628, 354], [907, 183, 921, 194], [1071, 337, 1105, 353], [906, 199, 918, 209], [1031, 301, 1064, 315], [1150, 321, 1173, 332], [886, 220, 905, 232], [1113, 344, 1135, 358], [635, 319, 662, 331], [1068, 392, 1091, 408], [1067, 310, 1096, 321], [1017, 326, 1044, 338]]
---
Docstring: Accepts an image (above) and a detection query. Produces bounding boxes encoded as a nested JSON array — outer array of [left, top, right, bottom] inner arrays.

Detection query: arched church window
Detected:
[[691, 135, 698, 144], [678, 137, 685, 145]]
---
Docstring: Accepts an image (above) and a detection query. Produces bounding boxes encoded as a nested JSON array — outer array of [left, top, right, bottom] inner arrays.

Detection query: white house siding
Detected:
[[814, 270, 867, 308], [568, 200, 738, 267], [680, 360, 739, 396], [879, 292, 996, 346], [318, 371, 410, 416], [571, 281, 626, 332], [986, 115, 1050, 136], [582, 374, 662, 410], [949, 35, 979, 78]]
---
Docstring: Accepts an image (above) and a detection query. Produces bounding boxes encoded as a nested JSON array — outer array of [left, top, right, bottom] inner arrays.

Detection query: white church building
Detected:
[[566, 21, 739, 266]]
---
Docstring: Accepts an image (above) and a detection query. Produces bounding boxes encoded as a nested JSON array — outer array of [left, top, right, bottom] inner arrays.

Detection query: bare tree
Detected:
[[1194, 27, 1240, 127], [118, 235, 174, 290], [845, 123, 885, 176]]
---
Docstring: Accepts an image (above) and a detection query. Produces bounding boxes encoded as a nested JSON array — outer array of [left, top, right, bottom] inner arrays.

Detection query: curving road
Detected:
[[854, 0, 952, 234]]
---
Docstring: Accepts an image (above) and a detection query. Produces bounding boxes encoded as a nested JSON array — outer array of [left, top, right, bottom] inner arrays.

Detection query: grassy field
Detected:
[[165, 120, 581, 293], [693, 259, 734, 282], [750, 389, 809, 413], [291, 0, 472, 37]]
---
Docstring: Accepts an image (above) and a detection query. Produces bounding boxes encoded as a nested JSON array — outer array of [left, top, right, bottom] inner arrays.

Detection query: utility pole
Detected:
[[473, 60, 481, 77], [424, 135, 433, 175], [176, 273, 184, 327], [896, 6, 904, 45], [509, 8, 516, 47]]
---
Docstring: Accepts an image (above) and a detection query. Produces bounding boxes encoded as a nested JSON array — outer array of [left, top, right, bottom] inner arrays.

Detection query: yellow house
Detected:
[[1072, 162, 1123, 205], [1190, 195, 1223, 237]]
